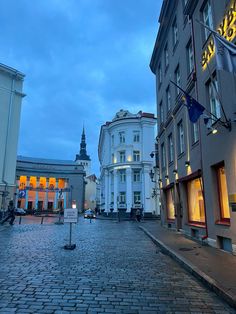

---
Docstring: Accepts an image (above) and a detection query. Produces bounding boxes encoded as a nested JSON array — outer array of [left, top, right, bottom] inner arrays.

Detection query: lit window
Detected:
[[133, 131, 140, 142], [133, 151, 140, 162], [119, 170, 126, 183], [177, 120, 184, 154], [133, 170, 141, 182], [166, 188, 175, 220], [202, 1, 213, 40], [133, 191, 141, 204], [216, 165, 230, 220], [119, 151, 126, 163], [209, 77, 221, 119], [187, 177, 205, 223], [168, 133, 174, 163], [119, 131, 125, 143]]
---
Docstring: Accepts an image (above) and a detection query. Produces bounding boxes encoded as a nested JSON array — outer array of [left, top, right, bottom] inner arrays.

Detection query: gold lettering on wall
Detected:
[[202, 0, 236, 69]]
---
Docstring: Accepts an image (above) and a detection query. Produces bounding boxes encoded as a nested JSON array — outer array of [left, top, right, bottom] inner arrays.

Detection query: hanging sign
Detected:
[[64, 208, 78, 223]]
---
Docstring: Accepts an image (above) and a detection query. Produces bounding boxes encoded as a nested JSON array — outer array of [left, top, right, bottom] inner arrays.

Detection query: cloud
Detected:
[[0, 0, 161, 174]]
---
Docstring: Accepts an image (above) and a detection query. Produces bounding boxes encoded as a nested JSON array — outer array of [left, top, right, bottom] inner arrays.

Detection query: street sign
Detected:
[[64, 208, 78, 223]]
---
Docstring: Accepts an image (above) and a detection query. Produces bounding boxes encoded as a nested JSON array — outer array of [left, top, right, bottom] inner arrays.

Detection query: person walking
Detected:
[[136, 208, 141, 222], [1, 200, 15, 225]]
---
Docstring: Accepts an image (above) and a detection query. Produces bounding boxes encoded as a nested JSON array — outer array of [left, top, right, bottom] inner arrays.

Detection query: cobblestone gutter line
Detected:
[[139, 225, 236, 310]]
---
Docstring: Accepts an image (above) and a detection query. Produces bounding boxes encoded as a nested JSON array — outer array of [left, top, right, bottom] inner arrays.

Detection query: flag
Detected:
[[170, 80, 205, 123], [213, 33, 236, 74], [182, 92, 205, 123]]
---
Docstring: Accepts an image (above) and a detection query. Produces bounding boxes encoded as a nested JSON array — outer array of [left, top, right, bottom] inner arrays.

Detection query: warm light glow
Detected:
[[212, 128, 218, 134], [202, 0, 236, 70], [187, 178, 205, 223], [49, 177, 56, 189], [166, 188, 175, 220], [29, 176, 37, 188], [19, 176, 27, 189], [58, 178, 65, 189], [127, 155, 132, 162], [39, 177, 46, 189], [217, 166, 230, 219]]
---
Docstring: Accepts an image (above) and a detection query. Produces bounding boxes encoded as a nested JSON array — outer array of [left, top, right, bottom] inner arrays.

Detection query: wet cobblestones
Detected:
[[0, 219, 234, 313]]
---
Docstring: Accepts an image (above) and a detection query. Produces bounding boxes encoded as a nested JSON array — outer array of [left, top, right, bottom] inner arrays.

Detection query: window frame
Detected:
[[177, 120, 185, 155], [133, 150, 140, 162], [215, 163, 230, 223]]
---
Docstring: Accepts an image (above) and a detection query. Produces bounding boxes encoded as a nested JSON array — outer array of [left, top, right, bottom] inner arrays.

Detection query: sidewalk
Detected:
[[139, 220, 236, 309]]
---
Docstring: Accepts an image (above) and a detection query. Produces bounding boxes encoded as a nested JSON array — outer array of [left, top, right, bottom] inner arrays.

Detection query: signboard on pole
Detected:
[[64, 208, 78, 223]]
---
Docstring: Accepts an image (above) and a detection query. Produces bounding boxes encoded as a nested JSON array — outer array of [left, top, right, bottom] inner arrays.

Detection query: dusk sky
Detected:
[[0, 0, 162, 175]]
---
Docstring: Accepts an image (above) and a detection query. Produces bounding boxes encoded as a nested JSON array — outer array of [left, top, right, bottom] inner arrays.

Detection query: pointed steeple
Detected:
[[75, 127, 91, 161]]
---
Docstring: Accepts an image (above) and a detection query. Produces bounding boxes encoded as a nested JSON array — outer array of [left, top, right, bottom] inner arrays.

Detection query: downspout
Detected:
[[191, 17, 208, 239]]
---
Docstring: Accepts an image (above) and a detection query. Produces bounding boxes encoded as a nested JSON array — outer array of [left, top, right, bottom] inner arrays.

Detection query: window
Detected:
[[172, 18, 178, 47], [216, 165, 230, 221], [161, 143, 166, 169], [166, 86, 171, 112], [168, 133, 174, 163], [133, 150, 140, 162], [175, 66, 181, 95], [111, 192, 114, 203], [164, 44, 169, 68], [160, 101, 164, 124], [111, 135, 114, 146], [133, 170, 141, 182], [208, 77, 221, 119], [133, 131, 140, 142], [134, 191, 141, 204], [158, 63, 162, 86], [192, 123, 199, 143], [187, 40, 194, 74], [202, 1, 213, 40], [166, 188, 175, 220], [119, 169, 126, 183], [112, 153, 115, 163], [178, 120, 184, 154], [119, 131, 125, 143], [187, 177, 205, 223], [119, 151, 126, 163], [119, 192, 126, 204]]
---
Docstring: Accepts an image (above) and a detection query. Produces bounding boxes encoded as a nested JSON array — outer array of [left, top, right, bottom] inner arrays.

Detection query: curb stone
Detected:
[[139, 225, 236, 310]]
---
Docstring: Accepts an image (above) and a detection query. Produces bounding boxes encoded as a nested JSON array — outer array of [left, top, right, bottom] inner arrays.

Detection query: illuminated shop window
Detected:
[[166, 188, 175, 220], [58, 179, 65, 189], [216, 165, 230, 220], [187, 177, 205, 223], [29, 176, 36, 188], [19, 176, 27, 189], [39, 177, 46, 189], [49, 178, 56, 189]]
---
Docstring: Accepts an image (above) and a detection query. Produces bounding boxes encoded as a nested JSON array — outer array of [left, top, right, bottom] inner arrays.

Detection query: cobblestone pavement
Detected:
[[0, 219, 235, 314]]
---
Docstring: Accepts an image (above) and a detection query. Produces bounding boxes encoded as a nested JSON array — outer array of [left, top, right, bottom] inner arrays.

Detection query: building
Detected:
[[98, 109, 159, 216], [150, 0, 236, 253], [16, 156, 85, 213], [0, 63, 25, 211], [75, 128, 99, 211]]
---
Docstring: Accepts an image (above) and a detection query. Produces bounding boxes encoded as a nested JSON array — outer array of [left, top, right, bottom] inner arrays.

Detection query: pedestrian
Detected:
[[1, 200, 15, 225], [136, 209, 141, 222]]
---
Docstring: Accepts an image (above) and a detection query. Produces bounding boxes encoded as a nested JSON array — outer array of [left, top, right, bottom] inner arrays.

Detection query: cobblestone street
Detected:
[[0, 219, 234, 313]]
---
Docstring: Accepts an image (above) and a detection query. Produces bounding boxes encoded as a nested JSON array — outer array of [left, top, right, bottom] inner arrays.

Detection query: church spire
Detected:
[[75, 127, 91, 161]]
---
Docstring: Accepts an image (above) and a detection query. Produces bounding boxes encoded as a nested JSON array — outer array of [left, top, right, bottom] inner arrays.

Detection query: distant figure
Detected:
[[1, 200, 15, 225], [136, 209, 141, 222]]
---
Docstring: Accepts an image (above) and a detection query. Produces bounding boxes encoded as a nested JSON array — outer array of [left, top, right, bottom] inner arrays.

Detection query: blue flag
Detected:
[[183, 92, 205, 123]]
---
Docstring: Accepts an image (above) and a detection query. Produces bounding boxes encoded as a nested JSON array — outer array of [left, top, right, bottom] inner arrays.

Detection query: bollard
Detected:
[[41, 216, 44, 224], [19, 216, 22, 225]]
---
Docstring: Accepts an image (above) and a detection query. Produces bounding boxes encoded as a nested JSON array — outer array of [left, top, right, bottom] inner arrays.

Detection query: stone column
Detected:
[[54, 180, 58, 209], [108, 171, 112, 211], [25, 176, 29, 210], [126, 167, 132, 213], [44, 178, 49, 210], [105, 170, 109, 213], [113, 169, 118, 212], [35, 177, 39, 209], [143, 166, 151, 213]]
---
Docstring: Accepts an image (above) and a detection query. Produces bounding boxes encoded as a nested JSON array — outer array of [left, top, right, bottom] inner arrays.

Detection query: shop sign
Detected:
[[202, 0, 236, 69]]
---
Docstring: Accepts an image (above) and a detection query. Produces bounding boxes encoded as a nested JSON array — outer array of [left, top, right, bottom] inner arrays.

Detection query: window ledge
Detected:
[[215, 220, 230, 226], [187, 222, 206, 228]]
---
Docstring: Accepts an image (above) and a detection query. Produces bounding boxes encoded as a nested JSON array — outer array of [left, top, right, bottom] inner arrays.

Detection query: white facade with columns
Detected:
[[98, 109, 159, 215]]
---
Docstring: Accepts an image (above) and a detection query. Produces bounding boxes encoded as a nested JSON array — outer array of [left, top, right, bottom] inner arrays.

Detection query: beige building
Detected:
[[151, 0, 236, 253], [0, 63, 25, 211]]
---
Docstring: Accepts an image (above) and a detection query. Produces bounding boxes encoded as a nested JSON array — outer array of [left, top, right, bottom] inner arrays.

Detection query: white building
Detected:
[[0, 63, 25, 211], [98, 109, 159, 216]]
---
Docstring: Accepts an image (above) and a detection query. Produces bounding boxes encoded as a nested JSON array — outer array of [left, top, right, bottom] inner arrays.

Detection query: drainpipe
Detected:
[[191, 17, 208, 239]]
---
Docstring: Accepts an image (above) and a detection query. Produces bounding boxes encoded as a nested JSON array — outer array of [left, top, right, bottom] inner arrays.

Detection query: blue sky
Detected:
[[0, 0, 162, 175]]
